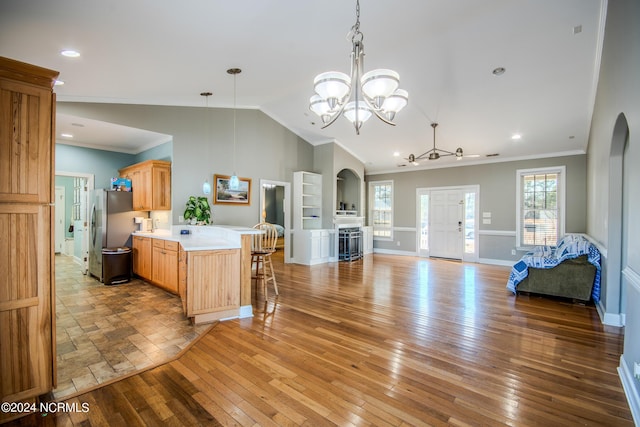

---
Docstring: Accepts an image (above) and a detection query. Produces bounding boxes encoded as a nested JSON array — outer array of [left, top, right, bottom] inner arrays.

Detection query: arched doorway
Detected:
[[606, 113, 630, 324]]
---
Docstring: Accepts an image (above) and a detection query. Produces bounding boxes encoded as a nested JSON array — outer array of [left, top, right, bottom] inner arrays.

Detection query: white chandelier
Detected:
[[309, 0, 408, 134]]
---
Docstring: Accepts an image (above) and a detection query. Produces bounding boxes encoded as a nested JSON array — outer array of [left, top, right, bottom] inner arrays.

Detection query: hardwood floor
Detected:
[[8, 252, 633, 426]]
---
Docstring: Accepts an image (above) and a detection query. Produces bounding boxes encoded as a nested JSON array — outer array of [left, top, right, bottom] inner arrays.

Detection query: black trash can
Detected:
[[102, 247, 132, 285]]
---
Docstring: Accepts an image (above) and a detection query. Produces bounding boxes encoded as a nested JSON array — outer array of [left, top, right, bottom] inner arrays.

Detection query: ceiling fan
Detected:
[[405, 122, 463, 165]]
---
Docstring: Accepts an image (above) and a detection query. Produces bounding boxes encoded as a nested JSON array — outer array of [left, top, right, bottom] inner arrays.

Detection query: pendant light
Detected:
[[228, 68, 241, 190], [201, 91, 213, 194], [309, 0, 408, 134]]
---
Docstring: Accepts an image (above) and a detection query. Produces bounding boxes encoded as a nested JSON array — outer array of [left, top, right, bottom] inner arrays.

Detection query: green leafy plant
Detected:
[[183, 196, 211, 224]]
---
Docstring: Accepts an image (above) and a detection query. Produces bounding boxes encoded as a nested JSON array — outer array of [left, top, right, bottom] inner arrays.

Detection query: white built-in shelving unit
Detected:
[[293, 171, 322, 230]]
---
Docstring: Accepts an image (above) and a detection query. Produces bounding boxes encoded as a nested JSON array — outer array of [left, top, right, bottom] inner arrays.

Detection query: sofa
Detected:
[[506, 234, 601, 302]]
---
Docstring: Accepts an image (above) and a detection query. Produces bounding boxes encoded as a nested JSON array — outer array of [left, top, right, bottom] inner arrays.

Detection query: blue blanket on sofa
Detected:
[[506, 234, 601, 302]]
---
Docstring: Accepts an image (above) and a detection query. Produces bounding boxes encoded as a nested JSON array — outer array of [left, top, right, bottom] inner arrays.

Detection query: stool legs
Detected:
[[251, 253, 277, 301]]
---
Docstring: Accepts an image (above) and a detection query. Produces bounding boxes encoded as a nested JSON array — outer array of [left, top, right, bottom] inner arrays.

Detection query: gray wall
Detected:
[[585, 0, 640, 411], [366, 154, 587, 261], [56, 102, 314, 227]]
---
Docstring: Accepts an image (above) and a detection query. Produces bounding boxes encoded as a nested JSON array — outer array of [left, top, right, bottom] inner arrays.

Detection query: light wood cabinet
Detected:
[[151, 239, 179, 294], [185, 249, 241, 324], [178, 247, 188, 314], [132, 235, 152, 280], [0, 57, 59, 414], [119, 160, 171, 210]]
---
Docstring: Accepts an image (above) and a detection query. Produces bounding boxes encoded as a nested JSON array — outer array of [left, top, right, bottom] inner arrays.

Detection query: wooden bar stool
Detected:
[[251, 222, 279, 300]]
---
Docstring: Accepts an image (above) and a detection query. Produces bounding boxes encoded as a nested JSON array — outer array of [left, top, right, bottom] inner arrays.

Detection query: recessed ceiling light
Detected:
[[511, 133, 522, 140], [54, 79, 64, 86], [61, 133, 73, 138], [393, 151, 400, 157], [492, 67, 506, 76], [60, 50, 80, 58]]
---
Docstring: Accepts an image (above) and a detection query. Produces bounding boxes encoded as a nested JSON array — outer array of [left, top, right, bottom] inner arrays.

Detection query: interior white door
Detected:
[[430, 189, 463, 259], [54, 186, 65, 254]]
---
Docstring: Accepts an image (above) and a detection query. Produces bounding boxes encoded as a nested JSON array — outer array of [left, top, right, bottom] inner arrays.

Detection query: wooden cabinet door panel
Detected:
[[187, 249, 240, 316], [0, 80, 53, 204], [152, 166, 171, 210], [0, 204, 52, 401], [132, 236, 151, 280]]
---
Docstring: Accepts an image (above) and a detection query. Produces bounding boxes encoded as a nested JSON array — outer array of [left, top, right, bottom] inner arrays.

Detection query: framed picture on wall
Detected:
[[214, 174, 251, 205]]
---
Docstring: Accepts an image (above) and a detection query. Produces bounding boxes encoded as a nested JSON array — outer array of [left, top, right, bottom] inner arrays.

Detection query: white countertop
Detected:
[[132, 224, 259, 251]]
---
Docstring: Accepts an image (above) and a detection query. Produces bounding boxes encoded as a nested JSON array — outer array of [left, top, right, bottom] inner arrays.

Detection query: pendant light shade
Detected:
[[202, 180, 211, 195]]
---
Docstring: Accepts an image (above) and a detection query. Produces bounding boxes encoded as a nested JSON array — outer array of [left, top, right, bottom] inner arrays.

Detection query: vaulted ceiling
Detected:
[[0, 0, 604, 173]]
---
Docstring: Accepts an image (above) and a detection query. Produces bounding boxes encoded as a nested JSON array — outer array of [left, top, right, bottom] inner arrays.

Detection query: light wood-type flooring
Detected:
[[9, 252, 634, 426]]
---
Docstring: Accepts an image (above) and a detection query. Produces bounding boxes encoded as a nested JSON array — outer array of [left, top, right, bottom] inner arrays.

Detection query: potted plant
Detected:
[[183, 196, 211, 225]]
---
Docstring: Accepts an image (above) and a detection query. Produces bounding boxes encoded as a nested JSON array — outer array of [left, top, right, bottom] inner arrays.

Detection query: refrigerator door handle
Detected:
[[91, 203, 97, 248]]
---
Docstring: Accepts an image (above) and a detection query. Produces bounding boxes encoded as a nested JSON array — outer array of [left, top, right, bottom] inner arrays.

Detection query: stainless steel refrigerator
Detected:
[[89, 189, 147, 282]]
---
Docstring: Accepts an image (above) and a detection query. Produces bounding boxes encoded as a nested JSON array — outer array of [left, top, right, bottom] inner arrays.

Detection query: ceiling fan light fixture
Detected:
[[406, 122, 464, 164]]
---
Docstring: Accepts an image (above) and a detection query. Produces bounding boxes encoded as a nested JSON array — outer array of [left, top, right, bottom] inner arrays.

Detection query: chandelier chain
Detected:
[[350, 0, 362, 43]]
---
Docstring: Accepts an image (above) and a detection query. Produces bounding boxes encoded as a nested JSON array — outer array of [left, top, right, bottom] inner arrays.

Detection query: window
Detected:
[[369, 180, 393, 240], [516, 166, 565, 247]]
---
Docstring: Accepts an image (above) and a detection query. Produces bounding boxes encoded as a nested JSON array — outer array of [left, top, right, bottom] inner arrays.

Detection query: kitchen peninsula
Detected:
[[131, 225, 259, 324]]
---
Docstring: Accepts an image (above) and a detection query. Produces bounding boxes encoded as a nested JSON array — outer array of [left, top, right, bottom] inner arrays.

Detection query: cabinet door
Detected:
[[132, 236, 151, 280], [162, 247, 179, 294], [151, 243, 166, 286], [152, 165, 171, 210], [187, 250, 240, 316], [0, 205, 53, 403], [0, 79, 54, 204], [123, 167, 151, 211], [151, 240, 178, 294]]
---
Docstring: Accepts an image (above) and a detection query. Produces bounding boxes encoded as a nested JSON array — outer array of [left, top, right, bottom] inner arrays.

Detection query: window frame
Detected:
[[516, 166, 566, 249], [368, 180, 394, 241]]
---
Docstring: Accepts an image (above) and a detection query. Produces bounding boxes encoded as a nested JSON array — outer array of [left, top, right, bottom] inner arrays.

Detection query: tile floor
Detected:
[[54, 254, 210, 399]]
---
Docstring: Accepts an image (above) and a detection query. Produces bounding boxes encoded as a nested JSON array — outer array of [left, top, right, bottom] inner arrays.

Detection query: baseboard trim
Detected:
[[239, 305, 253, 318], [618, 355, 640, 426], [373, 248, 417, 257], [477, 258, 514, 267]]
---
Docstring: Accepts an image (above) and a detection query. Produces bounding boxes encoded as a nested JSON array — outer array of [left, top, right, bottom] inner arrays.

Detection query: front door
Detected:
[[429, 189, 464, 260]]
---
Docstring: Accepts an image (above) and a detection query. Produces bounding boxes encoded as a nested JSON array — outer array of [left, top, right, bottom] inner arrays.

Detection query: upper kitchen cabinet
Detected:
[[119, 159, 171, 210]]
